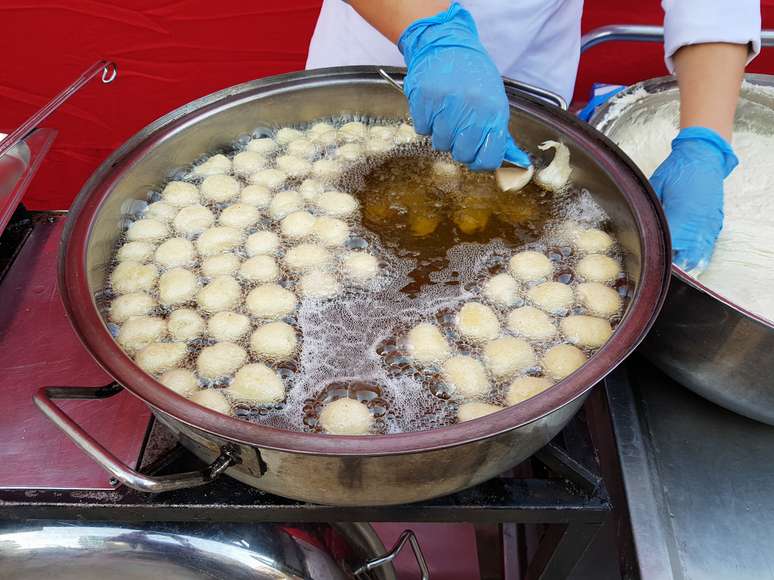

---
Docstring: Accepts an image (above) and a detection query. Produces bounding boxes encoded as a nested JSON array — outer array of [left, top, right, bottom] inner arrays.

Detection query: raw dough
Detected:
[[299, 178, 324, 201], [287, 138, 318, 159], [405, 323, 450, 365], [246, 137, 278, 155], [495, 165, 534, 192], [443, 355, 490, 398], [482, 337, 536, 378], [542, 344, 587, 380], [456, 302, 500, 343], [336, 143, 364, 162], [196, 342, 247, 379], [226, 363, 286, 403], [276, 154, 312, 178], [245, 284, 297, 319], [509, 251, 553, 281], [311, 159, 343, 182], [250, 321, 298, 360], [319, 398, 373, 435], [135, 342, 187, 374], [158, 267, 198, 305], [200, 174, 240, 203], [575, 228, 614, 254], [506, 306, 557, 340], [394, 123, 419, 144], [276, 127, 304, 145], [196, 275, 241, 313], [560, 315, 613, 348], [483, 273, 519, 307], [338, 121, 367, 143], [167, 308, 205, 341]]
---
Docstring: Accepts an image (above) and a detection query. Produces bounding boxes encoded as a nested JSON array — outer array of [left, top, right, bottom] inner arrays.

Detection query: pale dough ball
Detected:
[[319, 398, 373, 435], [405, 323, 450, 365], [250, 168, 287, 190], [116, 241, 154, 263], [110, 292, 156, 323], [189, 389, 231, 415], [316, 191, 359, 217], [250, 321, 298, 360], [394, 123, 418, 144], [276, 127, 305, 145], [162, 181, 199, 207], [239, 255, 279, 283], [534, 141, 572, 192], [226, 363, 286, 404], [154, 237, 195, 268], [506, 376, 553, 406], [196, 342, 247, 379], [192, 153, 231, 177], [173, 204, 215, 236], [527, 282, 574, 313], [299, 178, 324, 201], [201, 253, 241, 278], [144, 201, 178, 223], [338, 121, 367, 143], [208, 311, 251, 342], [239, 184, 272, 208], [509, 251, 553, 281], [560, 315, 613, 349], [281, 211, 317, 239], [312, 216, 350, 247], [269, 190, 304, 221], [311, 159, 342, 182], [168, 308, 205, 341], [276, 154, 312, 178], [495, 165, 534, 193], [159, 368, 199, 397], [542, 344, 587, 380], [135, 342, 187, 374], [443, 355, 490, 399], [369, 125, 396, 141], [308, 121, 336, 137], [506, 306, 557, 340], [126, 218, 168, 242], [200, 174, 240, 203], [341, 252, 379, 284], [458, 402, 504, 422], [456, 302, 500, 343], [576, 282, 622, 318], [245, 231, 281, 256], [111, 261, 158, 294], [432, 160, 460, 179], [576, 254, 621, 283], [366, 137, 394, 154], [196, 226, 242, 256], [158, 267, 198, 306], [196, 275, 241, 313], [232, 151, 265, 176], [576, 228, 614, 254], [284, 243, 333, 272], [246, 284, 297, 319], [117, 316, 166, 352], [482, 337, 536, 379], [299, 270, 341, 299], [246, 137, 278, 155], [287, 138, 317, 159], [483, 273, 519, 307], [336, 143, 364, 162], [219, 203, 261, 230]]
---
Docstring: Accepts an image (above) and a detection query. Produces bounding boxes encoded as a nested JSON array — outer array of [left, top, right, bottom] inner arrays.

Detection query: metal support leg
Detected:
[[525, 522, 604, 580]]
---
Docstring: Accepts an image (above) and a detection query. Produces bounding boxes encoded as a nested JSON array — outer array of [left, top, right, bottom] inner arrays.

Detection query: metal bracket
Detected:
[[34, 383, 240, 493], [354, 529, 430, 579]]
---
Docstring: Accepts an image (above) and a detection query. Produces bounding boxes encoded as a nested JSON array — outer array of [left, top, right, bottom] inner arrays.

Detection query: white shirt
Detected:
[[306, 0, 761, 106]]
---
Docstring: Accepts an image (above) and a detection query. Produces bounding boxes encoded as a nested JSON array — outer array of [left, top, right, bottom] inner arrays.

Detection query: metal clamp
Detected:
[[0, 60, 117, 159], [581, 24, 774, 54], [354, 529, 430, 579], [33, 383, 238, 493]]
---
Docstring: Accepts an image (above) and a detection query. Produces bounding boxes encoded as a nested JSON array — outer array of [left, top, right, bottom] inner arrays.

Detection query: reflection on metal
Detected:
[[355, 530, 430, 580], [0, 521, 395, 580]]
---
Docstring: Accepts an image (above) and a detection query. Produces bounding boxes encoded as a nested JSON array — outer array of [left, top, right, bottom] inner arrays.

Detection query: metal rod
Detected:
[[0, 60, 117, 159], [354, 529, 430, 579]]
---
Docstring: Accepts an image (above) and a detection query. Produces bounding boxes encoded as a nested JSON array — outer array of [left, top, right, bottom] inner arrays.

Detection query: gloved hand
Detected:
[[398, 3, 531, 171], [649, 127, 738, 273]]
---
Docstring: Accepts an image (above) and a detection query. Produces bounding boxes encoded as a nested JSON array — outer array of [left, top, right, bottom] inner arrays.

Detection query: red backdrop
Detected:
[[2, 0, 772, 210]]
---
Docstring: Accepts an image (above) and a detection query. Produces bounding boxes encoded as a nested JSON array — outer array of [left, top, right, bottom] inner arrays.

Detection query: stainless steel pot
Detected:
[[0, 521, 418, 579], [41, 66, 670, 505], [589, 74, 774, 425]]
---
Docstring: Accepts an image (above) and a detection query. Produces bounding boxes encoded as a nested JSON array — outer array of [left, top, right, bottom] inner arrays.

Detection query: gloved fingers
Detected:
[[431, 95, 465, 152], [672, 233, 715, 274], [469, 126, 507, 171], [405, 83, 434, 136], [450, 124, 482, 164], [503, 136, 532, 168]]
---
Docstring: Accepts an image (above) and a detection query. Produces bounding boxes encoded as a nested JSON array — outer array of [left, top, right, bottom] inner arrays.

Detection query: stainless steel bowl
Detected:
[[590, 74, 774, 425], [43, 66, 670, 505]]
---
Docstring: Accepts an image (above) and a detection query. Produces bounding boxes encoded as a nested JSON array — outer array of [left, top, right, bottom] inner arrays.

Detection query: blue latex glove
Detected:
[[398, 3, 531, 171], [649, 127, 738, 273]]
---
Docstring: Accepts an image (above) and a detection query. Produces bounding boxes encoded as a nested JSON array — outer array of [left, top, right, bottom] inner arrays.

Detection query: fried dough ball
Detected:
[[576, 282, 622, 318], [527, 282, 574, 314], [219, 203, 261, 230], [299, 270, 341, 299], [542, 344, 587, 380], [319, 398, 373, 435], [251, 168, 287, 190], [144, 201, 178, 223], [312, 216, 350, 247], [269, 190, 304, 221], [482, 337, 536, 379], [126, 219, 168, 242], [341, 252, 379, 284], [575, 228, 614, 254], [560, 315, 613, 349], [192, 153, 231, 177], [239, 184, 272, 208], [576, 255, 621, 283], [280, 211, 317, 240], [284, 243, 333, 272], [154, 237, 195, 268], [189, 389, 232, 415], [162, 181, 199, 207], [201, 253, 241, 278], [208, 311, 251, 342], [506, 306, 557, 340], [109, 292, 156, 323], [458, 402, 504, 422], [509, 251, 552, 282], [196, 275, 241, 313], [405, 323, 451, 365], [196, 342, 247, 379], [245, 231, 281, 256], [246, 137, 278, 155], [506, 376, 553, 406], [167, 308, 205, 341], [135, 342, 187, 374], [239, 255, 279, 283], [456, 302, 500, 343], [483, 273, 519, 307], [173, 204, 215, 237], [232, 151, 265, 176], [200, 175, 240, 203], [250, 321, 298, 361], [159, 369, 199, 397], [111, 261, 158, 294], [117, 316, 166, 352], [196, 226, 242, 256], [443, 355, 490, 398], [116, 241, 155, 263], [226, 363, 286, 404], [245, 284, 297, 319], [158, 267, 198, 305], [316, 191, 359, 217]]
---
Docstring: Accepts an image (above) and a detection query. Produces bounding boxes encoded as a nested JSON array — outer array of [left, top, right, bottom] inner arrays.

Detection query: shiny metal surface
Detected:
[[0, 521, 395, 580], [55, 66, 670, 504], [606, 360, 774, 580], [355, 529, 429, 579], [590, 74, 774, 425]]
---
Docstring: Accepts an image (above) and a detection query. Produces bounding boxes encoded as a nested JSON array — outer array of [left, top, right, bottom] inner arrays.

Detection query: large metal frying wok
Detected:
[[38, 67, 670, 505]]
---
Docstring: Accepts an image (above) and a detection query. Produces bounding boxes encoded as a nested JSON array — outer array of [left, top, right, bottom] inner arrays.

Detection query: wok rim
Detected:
[[59, 66, 671, 456]]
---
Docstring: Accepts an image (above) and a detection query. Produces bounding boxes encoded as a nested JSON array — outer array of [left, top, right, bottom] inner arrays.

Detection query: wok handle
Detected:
[[33, 383, 238, 493], [581, 24, 774, 53], [354, 529, 430, 579]]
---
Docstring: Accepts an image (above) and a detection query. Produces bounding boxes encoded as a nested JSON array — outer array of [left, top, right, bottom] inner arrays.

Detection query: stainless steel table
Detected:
[[606, 358, 774, 580]]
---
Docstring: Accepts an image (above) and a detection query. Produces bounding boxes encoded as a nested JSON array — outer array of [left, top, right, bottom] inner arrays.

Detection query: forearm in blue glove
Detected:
[[398, 3, 531, 171], [649, 127, 738, 273]]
